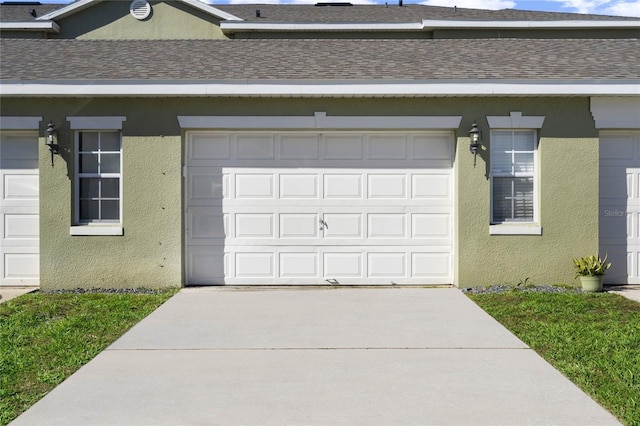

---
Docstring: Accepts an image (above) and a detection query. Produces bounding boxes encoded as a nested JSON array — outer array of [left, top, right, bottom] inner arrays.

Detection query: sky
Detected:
[[38, 0, 640, 17]]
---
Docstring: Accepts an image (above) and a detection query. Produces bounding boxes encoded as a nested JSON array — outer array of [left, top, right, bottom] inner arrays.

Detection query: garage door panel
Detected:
[[368, 214, 406, 239], [411, 135, 451, 160], [236, 134, 275, 160], [600, 131, 640, 285], [279, 174, 318, 199], [368, 174, 406, 198], [235, 252, 275, 278], [323, 135, 363, 160], [323, 213, 362, 239], [323, 174, 362, 199], [368, 135, 407, 160], [235, 174, 274, 199], [235, 213, 274, 239], [279, 214, 319, 239], [279, 135, 320, 160], [412, 174, 451, 198], [367, 253, 406, 278], [1, 131, 39, 286], [186, 131, 453, 285], [280, 252, 319, 278], [188, 173, 226, 204]]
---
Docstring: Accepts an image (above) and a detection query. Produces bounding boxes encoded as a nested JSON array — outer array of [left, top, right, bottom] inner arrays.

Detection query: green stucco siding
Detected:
[[456, 99, 599, 287], [2, 97, 599, 289], [53, 1, 226, 40]]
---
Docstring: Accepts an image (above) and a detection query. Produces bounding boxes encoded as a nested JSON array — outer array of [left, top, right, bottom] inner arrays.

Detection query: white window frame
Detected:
[[487, 112, 544, 236], [68, 117, 126, 236]]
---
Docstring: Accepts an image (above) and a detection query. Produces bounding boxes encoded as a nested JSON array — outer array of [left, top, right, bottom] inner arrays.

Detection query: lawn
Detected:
[[0, 289, 178, 426], [469, 291, 640, 426]]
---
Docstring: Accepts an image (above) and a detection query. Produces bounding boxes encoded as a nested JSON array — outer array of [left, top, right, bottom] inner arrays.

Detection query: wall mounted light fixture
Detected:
[[45, 121, 59, 167], [468, 121, 482, 167]]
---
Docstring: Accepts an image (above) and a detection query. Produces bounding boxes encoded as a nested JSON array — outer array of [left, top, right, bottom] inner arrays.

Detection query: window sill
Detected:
[[70, 226, 123, 236], [489, 225, 542, 235]]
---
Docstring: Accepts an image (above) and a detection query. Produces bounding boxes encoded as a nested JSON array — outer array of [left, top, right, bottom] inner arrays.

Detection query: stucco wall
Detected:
[[52, 1, 226, 40], [2, 97, 599, 289]]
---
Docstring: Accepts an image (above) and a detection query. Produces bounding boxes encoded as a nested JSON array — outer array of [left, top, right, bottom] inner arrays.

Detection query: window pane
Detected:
[[80, 153, 98, 173], [491, 132, 513, 173], [101, 153, 120, 173], [80, 200, 100, 221], [80, 178, 100, 199], [101, 200, 119, 220], [79, 132, 98, 152], [514, 131, 535, 151], [101, 178, 119, 198], [513, 178, 534, 221], [492, 177, 533, 223], [100, 132, 120, 151], [514, 153, 534, 173]]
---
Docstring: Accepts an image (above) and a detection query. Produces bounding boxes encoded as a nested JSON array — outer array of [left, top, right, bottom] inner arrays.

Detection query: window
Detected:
[[490, 130, 536, 224], [75, 131, 121, 223]]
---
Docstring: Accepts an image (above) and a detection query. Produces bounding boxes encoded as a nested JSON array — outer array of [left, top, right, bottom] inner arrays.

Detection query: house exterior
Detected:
[[0, 0, 639, 289]]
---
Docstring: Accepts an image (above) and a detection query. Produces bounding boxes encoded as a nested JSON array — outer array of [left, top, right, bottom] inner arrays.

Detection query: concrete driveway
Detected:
[[11, 287, 620, 425]]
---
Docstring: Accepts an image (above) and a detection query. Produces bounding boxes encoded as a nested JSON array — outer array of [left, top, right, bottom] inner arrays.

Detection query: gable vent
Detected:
[[130, 0, 151, 20]]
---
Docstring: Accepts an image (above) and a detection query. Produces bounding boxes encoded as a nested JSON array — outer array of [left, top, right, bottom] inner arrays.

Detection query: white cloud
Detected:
[[602, 0, 640, 16], [225, 0, 376, 4], [555, 0, 610, 14], [419, 0, 516, 9]]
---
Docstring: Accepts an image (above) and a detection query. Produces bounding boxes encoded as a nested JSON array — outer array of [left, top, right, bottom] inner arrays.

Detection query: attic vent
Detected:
[[130, 0, 151, 20]]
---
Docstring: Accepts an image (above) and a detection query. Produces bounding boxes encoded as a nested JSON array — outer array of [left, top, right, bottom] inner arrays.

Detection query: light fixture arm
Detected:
[[468, 121, 482, 168], [45, 121, 59, 167]]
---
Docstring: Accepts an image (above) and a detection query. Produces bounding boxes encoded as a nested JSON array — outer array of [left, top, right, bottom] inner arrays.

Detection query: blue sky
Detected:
[[39, 0, 640, 17]]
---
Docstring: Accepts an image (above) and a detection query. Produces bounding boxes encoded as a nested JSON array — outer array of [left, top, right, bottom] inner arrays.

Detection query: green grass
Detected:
[[469, 291, 640, 426], [0, 289, 178, 426]]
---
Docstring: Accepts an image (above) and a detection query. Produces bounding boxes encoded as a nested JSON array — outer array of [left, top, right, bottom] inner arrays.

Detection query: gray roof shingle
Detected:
[[1, 38, 638, 81], [0, 3, 64, 21], [216, 4, 638, 23], [1, 2, 637, 23]]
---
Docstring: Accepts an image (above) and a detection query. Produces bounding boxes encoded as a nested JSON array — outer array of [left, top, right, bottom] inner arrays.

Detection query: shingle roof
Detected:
[[0, 3, 63, 21], [1, 2, 637, 23], [216, 4, 637, 22], [1, 38, 638, 81]]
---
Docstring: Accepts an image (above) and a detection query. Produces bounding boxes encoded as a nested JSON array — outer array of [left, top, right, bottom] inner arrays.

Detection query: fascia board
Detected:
[[180, 0, 243, 21], [0, 21, 60, 32], [221, 22, 422, 31], [36, 0, 98, 21], [422, 19, 640, 29], [1, 80, 639, 97], [36, 0, 243, 22]]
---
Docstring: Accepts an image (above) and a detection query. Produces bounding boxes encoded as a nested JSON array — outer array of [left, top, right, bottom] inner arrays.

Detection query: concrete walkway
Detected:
[[11, 287, 620, 425]]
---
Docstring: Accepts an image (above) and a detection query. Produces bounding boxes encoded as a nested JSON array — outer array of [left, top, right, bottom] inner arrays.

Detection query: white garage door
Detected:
[[0, 131, 39, 286], [185, 131, 453, 285], [600, 131, 640, 285]]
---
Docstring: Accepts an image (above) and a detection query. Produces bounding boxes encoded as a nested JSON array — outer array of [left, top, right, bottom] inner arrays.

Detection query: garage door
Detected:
[[0, 131, 39, 286], [600, 131, 640, 285], [185, 131, 453, 285]]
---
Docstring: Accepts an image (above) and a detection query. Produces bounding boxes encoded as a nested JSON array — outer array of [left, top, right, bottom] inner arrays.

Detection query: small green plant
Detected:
[[573, 254, 611, 278], [516, 277, 532, 287]]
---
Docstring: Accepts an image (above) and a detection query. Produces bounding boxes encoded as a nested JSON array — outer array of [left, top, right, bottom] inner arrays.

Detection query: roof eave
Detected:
[[221, 22, 422, 32], [0, 21, 60, 32], [2, 80, 638, 97], [422, 19, 640, 30]]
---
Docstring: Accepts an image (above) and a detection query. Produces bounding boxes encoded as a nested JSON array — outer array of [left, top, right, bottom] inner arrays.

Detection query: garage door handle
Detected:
[[319, 219, 328, 230]]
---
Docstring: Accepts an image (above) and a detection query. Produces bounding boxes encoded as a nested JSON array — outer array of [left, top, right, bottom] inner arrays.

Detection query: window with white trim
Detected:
[[490, 130, 537, 223], [75, 131, 121, 223]]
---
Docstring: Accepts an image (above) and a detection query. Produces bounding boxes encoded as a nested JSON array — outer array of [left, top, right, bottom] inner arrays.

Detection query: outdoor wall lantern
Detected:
[[45, 121, 59, 167], [468, 121, 482, 167]]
